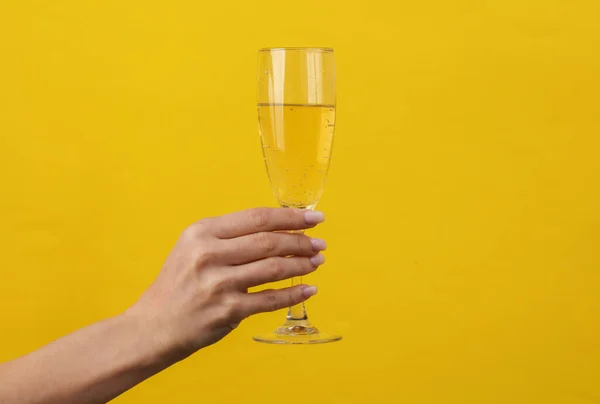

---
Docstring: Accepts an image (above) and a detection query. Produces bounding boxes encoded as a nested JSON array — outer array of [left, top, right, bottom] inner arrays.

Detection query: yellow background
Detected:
[[1, 1, 600, 403]]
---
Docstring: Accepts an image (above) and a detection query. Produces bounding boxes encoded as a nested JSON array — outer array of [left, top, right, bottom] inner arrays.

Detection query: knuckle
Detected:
[[302, 257, 317, 273], [183, 220, 210, 240], [257, 232, 276, 253], [297, 235, 312, 254], [182, 224, 200, 241], [248, 208, 270, 231], [213, 295, 242, 324], [265, 292, 280, 312], [223, 296, 243, 320], [194, 248, 217, 268], [207, 275, 232, 295], [285, 210, 297, 229], [267, 258, 286, 280], [287, 291, 297, 308]]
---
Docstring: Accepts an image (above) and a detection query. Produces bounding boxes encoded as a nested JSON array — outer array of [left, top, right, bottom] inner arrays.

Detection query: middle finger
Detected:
[[220, 232, 326, 265]]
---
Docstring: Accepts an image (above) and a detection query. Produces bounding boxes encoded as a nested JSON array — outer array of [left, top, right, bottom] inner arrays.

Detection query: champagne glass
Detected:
[[253, 47, 341, 344]]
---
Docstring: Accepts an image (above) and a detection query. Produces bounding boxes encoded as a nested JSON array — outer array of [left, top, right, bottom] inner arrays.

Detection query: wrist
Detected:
[[118, 309, 184, 370]]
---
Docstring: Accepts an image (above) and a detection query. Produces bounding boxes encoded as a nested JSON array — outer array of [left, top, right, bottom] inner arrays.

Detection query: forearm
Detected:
[[0, 312, 176, 404]]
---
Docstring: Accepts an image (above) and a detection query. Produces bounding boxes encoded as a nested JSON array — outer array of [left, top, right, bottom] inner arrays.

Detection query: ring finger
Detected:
[[230, 254, 325, 289]]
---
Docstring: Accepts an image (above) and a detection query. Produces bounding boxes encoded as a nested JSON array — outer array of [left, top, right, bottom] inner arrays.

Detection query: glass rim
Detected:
[[258, 47, 334, 53]]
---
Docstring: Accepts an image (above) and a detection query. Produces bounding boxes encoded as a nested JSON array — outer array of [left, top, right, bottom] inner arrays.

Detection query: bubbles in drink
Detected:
[[257, 103, 335, 208]]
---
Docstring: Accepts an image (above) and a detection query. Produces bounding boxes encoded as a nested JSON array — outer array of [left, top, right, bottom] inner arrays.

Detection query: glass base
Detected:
[[253, 319, 342, 345]]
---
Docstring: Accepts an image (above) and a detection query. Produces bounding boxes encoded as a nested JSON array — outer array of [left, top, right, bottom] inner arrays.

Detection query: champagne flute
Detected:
[[253, 47, 341, 344]]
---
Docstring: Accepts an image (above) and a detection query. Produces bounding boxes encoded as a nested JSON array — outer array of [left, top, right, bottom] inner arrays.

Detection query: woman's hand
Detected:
[[0, 207, 327, 404], [127, 207, 327, 359]]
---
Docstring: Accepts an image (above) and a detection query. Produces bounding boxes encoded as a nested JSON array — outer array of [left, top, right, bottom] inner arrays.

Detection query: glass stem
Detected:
[[287, 228, 308, 321], [287, 275, 308, 320]]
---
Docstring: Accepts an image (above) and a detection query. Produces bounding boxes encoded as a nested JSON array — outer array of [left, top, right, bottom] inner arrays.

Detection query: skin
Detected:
[[0, 207, 327, 404]]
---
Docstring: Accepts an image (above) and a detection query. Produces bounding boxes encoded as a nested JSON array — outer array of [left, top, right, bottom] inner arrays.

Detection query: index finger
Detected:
[[209, 208, 325, 239]]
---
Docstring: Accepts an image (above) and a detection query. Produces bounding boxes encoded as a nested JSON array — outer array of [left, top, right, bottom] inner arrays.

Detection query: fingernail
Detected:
[[310, 253, 325, 266], [310, 238, 327, 251], [304, 210, 325, 225], [301, 285, 318, 298]]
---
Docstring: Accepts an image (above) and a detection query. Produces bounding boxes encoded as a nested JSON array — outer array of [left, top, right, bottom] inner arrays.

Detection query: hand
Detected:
[[126, 208, 327, 360]]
